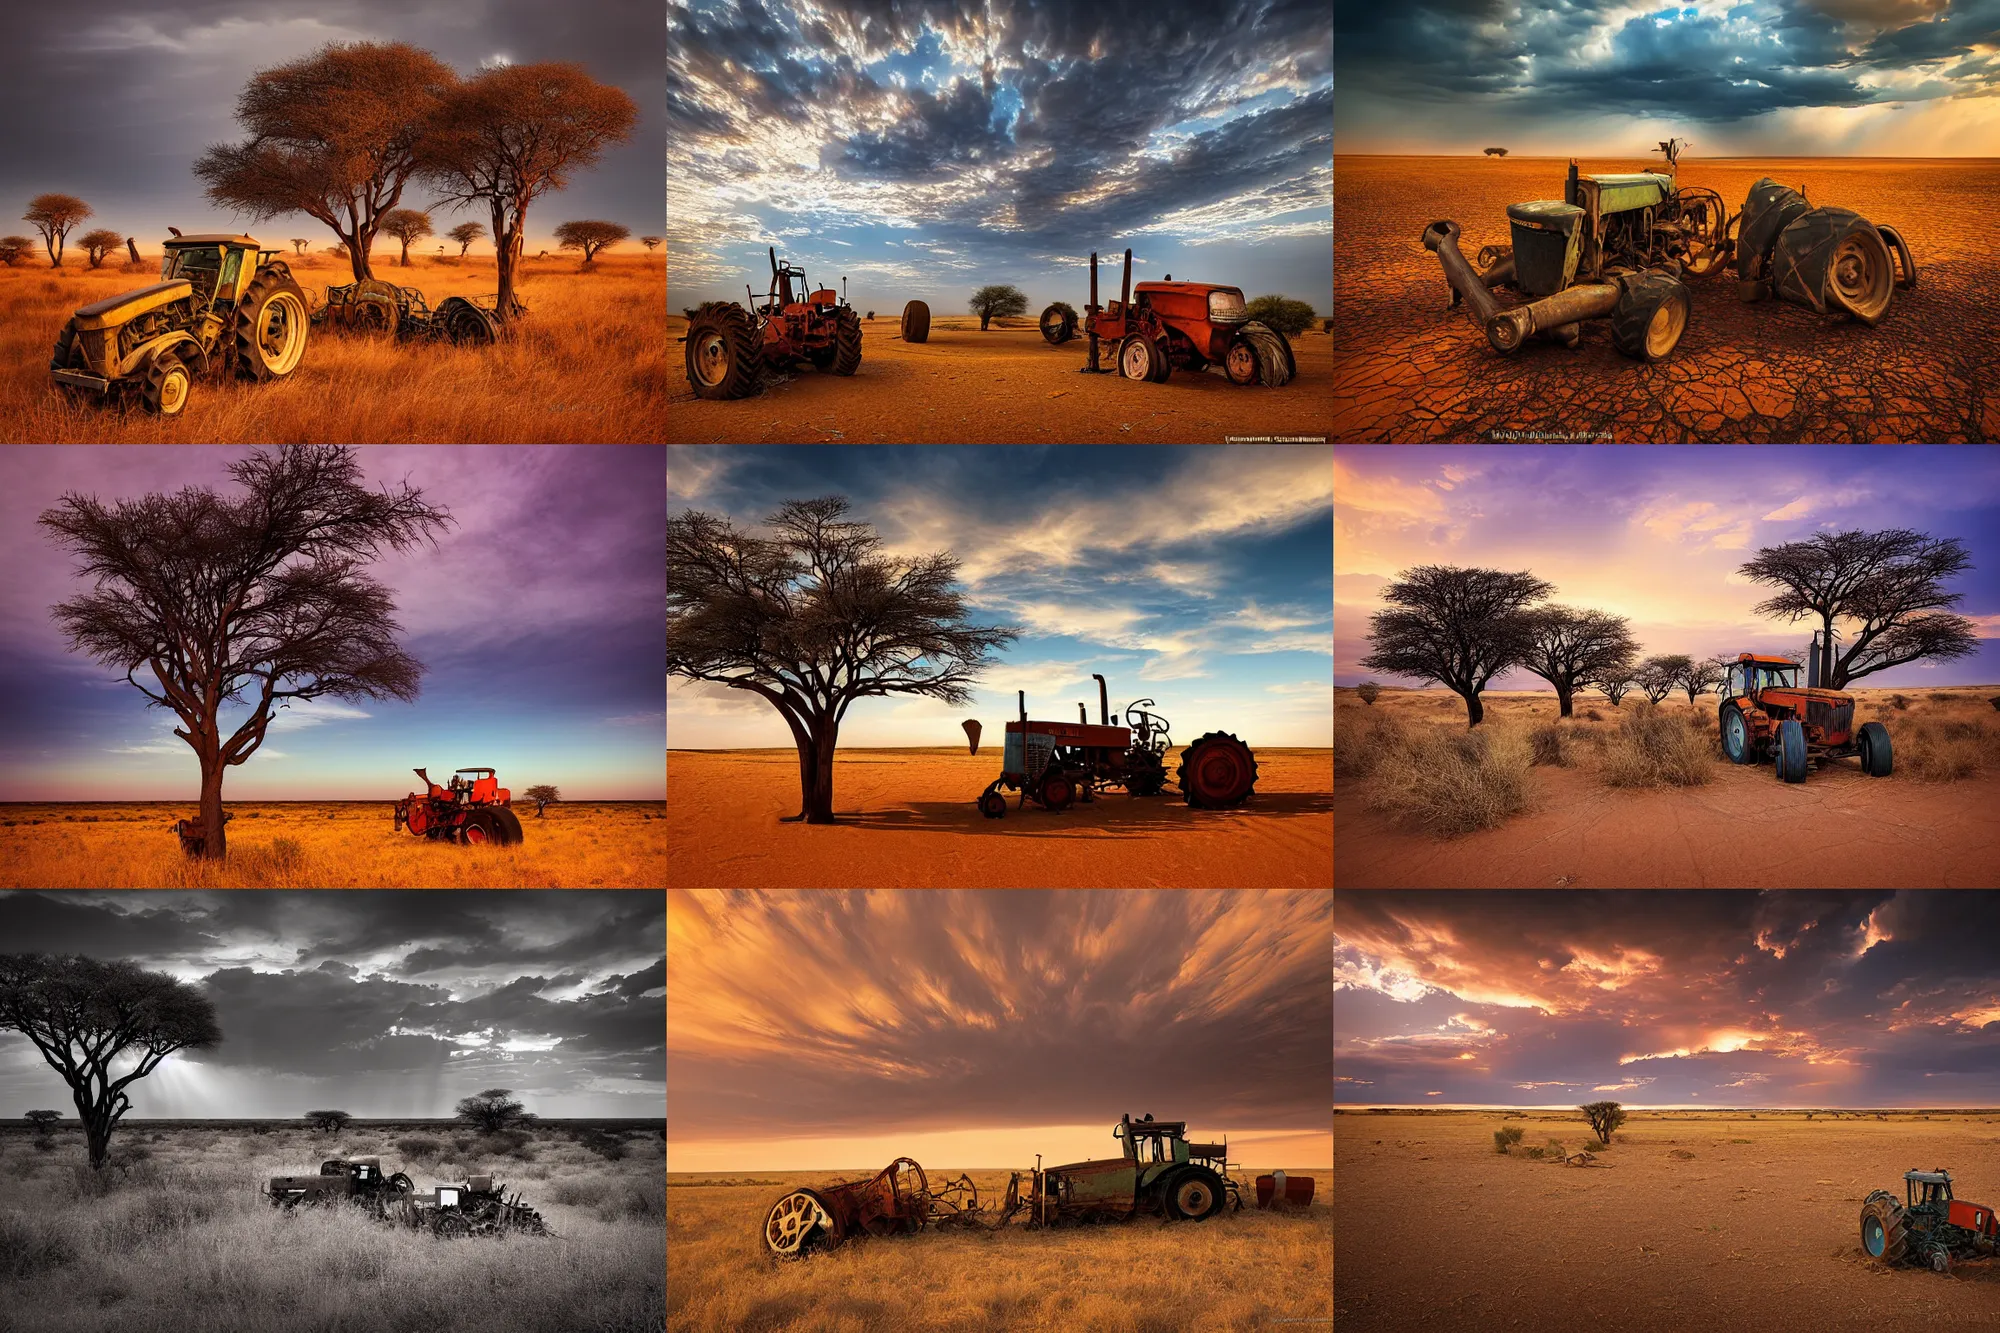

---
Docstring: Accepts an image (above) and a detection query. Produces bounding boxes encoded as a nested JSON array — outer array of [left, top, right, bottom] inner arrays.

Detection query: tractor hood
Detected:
[[72, 280, 192, 331], [1760, 686, 1854, 703]]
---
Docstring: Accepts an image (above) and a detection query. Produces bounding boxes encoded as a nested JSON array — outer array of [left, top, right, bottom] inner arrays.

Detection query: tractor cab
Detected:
[[161, 235, 277, 312], [1907, 1169, 1955, 1210], [1727, 654, 1801, 700]]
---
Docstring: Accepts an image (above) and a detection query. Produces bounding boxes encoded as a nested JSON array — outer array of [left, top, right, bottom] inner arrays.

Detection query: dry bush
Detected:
[[1585, 708, 1602, 721], [1602, 706, 1714, 787], [1928, 692, 1953, 702], [1356, 682, 1381, 705], [1529, 723, 1570, 768], [1896, 716, 1990, 782], [1493, 1125, 1525, 1153], [1365, 723, 1532, 837], [1335, 708, 1409, 780], [1892, 694, 1910, 710]]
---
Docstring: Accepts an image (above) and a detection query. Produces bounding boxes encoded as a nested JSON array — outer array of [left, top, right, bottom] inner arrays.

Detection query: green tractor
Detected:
[[1015, 1113, 1241, 1224], [50, 233, 310, 416]]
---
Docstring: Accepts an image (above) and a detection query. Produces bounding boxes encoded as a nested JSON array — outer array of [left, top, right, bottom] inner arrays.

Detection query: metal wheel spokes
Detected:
[[1176, 1178, 1212, 1215], [693, 332, 729, 386], [765, 1190, 831, 1255]]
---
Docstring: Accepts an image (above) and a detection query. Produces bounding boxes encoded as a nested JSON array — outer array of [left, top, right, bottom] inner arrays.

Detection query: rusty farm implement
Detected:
[[313, 277, 502, 345], [265, 1156, 548, 1239]]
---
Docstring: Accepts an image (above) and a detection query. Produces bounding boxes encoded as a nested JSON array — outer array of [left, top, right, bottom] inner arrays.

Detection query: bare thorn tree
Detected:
[[1579, 1100, 1627, 1145], [1636, 655, 1688, 705], [669, 497, 1019, 823], [1677, 654, 1730, 704], [1359, 565, 1553, 727], [38, 445, 452, 859], [1591, 657, 1638, 706], [1739, 530, 1976, 688], [1520, 606, 1639, 718]]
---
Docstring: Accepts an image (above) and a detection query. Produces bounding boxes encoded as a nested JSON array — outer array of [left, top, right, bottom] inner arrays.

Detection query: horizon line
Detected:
[[1338, 1103, 2000, 1112], [1332, 153, 2000, 160]]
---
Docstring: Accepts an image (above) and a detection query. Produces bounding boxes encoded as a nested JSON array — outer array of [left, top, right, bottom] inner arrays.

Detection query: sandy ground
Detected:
[[1337, 1109, 2000, 1333], [667, 313, 1333, 442], [666, 746, 1331, 887], [1334, 688, 2000, 888], [1332, 156, 2000, 442]]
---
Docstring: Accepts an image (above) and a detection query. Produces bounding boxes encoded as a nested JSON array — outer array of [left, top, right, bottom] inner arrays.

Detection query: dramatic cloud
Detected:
[[1335, 891, 2000, 1105]]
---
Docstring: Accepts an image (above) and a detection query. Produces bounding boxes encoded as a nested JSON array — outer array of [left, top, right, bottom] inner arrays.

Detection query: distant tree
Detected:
[[1580, 1100, 1627, 1144], [968, 283, 1028, 330], [865, 310, 875, 319], [24, 1109, 63, 1135], [77, 229, 124, 269], [1738, 530, 1977, 688], [379, 208, 432, 267], [447, 220, 485, 256], [0, 954, 222, 1169], [1519, 606, 1639, 718], [1591, 656, 1638, 705], [640, 235, 661, 252], [329, 241, 349, 259], [1484, 146, 1509, 157], [1635, 655, 1685, 705], [1244, 294, 1316, 336], [289, 238, 310, 255], [554, 219, 629, 264], [1356, 682, 1381, 706], [521, 783, 560, 818], [1677, 654, 1730, 704], [0, 235, 33, 266], [305, 1109, 353, 1132], [455, 1088, 536, 1133], [1359, 565, 1553, 727], [24, 193, 91, 266]]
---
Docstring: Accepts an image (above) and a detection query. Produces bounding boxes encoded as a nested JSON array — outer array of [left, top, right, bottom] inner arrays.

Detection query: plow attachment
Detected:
[[762, 1157, 1020, 1258]]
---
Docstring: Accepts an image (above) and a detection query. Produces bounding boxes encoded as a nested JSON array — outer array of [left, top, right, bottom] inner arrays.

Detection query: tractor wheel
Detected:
[[1165, 1167, 1226, 1221], [901, 300, 930, 344], [1040, 303, 1078, 344], [436, 296, 499, 345], [1117, 334, 1159, 382], [1179, 732, 1259, 809], [141, 351, 192, 417], [978, 789, 1008, 819], [1610, 273, 1690, 362], [1227, 322, 1295, 386], [685, 301, 763, 400], [1040, 771, 1075, 812], [1771, 208, 1895, 324], [49, 318, 85, 386], [1776, 717, 1808, 783], [764, 1188, 841, 1259], [387, 1172, 413, 1195], [1125, 753, 1168, 796], [1720, 703, 1760, 765], [458, 809, 499, 846], [1859, 721, 1893, 777], [830, 307, 862, 375], [234, 268, 310, 380], [1147, 337, 1173, 383], [433, 1213, 473, 1240], [490, 807, 526, 845], [1861, 1190, 1909, 1263]]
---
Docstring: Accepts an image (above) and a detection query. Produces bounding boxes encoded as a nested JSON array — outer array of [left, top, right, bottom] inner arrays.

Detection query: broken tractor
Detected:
[[1052, 248, 1293, 386], [266, 1157, 546, 1239], [314, 278, 501, 345], [393, 766, 526, 845], [1862, 1169, 1998, 1274], [1718, 652, 1890, 783], [683, 247, 861, 399]]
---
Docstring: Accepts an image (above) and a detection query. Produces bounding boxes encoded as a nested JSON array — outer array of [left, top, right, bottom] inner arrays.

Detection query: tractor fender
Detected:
[[118, 331, 209, 381]]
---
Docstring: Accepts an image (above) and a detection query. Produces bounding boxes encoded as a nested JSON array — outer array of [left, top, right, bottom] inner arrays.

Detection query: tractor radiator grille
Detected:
[[1807, 697, 1854, 739]]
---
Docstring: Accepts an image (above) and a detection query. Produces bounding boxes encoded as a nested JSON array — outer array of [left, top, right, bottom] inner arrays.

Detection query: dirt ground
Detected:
[[667, 313, 1333, 443], [665, 746, 1331, 887], [1332, 156, 2000, 442], [1337, 1109, 2000, 1333], [1334, 688, 2000, 888]]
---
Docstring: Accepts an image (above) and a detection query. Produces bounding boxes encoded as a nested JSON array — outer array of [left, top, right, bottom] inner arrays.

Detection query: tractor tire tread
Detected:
[[1609, 273, 1690, 361], [901, 300, 930, 344], [831, 307, 862, 375], [684, 301, 763, 400], [234, 268, 310, 381], [1234, 322, 1294, 386], [1178, 731, 1259, 808]]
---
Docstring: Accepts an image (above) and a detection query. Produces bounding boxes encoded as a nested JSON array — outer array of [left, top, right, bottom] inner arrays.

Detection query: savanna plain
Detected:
[[0, 252, 667, 443], [665, 747, 1332, 887], [0, 1119, 665, 1333], [1334, 686, 2000, 888], [1337, 1108, 2000, 1333], [0, 801, 667, 888], [668, 1167, 1330, 1333]]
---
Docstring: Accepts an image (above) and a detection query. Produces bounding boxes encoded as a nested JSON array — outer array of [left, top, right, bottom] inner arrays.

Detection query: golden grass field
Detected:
[[0, 1120, 664, 1333], [0, 250, 666, 443], [667, 1167, 1331, 1332], [1338, 1108, 2000, 1332], [0, 801, 668, 888]]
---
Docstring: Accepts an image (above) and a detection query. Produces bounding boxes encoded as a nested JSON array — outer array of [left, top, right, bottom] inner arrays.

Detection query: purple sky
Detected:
[[0, 446, 664, 801]]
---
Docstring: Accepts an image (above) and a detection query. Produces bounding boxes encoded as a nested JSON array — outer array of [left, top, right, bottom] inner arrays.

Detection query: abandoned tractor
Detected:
[[1862, 1169, 1998, 1274], [266, 1156, 413, 1208], [314, 277, 500, 345], [49, 233, 309, 415], [683, 247, 861, 399], [393, 766, 526, 845], [1053, 249, 1293, 386], [970, 674, 1257, 817], [386, 1174, 549, 1238], [1423, 138, 1916, 361], [1717, 652, 1890, 783]]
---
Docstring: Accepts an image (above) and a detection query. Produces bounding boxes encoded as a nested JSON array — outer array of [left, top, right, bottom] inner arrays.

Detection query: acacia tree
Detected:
[[77, 229, 123, 269], [23, 193, 91, 266], [1519, 606, 1638, 718], [1739, 530, 1976, 688], [521, 783, 560, 817], [24, 1109, 63, 1136], [424, 62, 637, 319], [290, 238, 310, 255], [640, 235, 661, 252], [669, 497, 1018, 823], [305, 1109, 353, 1132], [969, 283, 1028, 330], [195, 41, 456, 282], [1359, 565, 1553, 727], [379, 208, 432, 265], [554, 219, 629, 263], [0, 955, 221, 1169], [1676, 654, 1730, 704], [1591, 657, 1638, 706], [456, 1088, 535, 1133], [1635, 655, 1685, 704], [38, 445, 451, 860], [447, 220, 485, 256], [1580, 1100, 1627, 1145]]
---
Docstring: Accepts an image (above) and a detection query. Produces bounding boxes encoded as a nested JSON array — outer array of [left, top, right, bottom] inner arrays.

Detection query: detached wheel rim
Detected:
[[1120, 339, 1148, 379], [766, 1191, 831, 1255], [261, 292, 307, 372], [693, 332, 729, 386], [1829, 234, 1891, 321], [1226, 342, 1257, 383], [1645, 297, 1686, 358]]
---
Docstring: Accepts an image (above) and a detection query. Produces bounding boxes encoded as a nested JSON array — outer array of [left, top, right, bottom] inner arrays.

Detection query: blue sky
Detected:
[[668, 445, 1333, 748], [667, 0, 1332, 314], [0, 446, 665, 802]]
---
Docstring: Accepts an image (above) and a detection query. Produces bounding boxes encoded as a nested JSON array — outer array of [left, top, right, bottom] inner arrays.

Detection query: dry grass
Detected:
[[0, 801, 666, 887], [666, 1167, 1329, 1333], [1338, 709, 1534, 836], [0, 1122, 663, 1333], [1896, 716, 1995, 782], [0, 252, 664, 442], [1529, 722, 1572, 768], [1599, 699, 1715, 787]]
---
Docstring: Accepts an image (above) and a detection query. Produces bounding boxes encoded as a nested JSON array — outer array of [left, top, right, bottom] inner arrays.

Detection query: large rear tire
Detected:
[[1772, 208, 1895, 324], [1229, 322, 1294, 386], [1179, 732, 1259, 808], [830, 307, 862, 375], [1040, 302, 1077, 344], [458, 809, 498, 846], [1861, 1190, 1909, 1263], [490, 807, 525, 845], [1165, 1167, 1226, 1220], [684, 301, 762, 400], [436, 296, 499, 345], [1776, 717, 1808, 783], [235, 268, 310, 380], [901, 300, 930, 344], [1859, 720, 1893, 777], [1610, 273, 1690, 362]]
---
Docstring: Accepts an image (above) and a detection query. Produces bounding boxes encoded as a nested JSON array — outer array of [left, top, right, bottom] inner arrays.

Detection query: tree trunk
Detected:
[[980, 313, 991, 330], [1556, 683, 1573, 717], [80, 1103, 112, 1169], [1822, 611, 1837, 688], [492, 202, 522, 320], [1460, 690, 1484, 727], [198, 755, 227, 861], [399, 239, 410, 267]]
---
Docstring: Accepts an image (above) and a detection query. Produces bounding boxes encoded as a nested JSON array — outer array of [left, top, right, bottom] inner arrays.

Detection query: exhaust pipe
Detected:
[[1092, 673, 1108, 725], [1808, 631, 1821, 689], [1425, 220, 1611, 353], [1019, 690, 1027, 726], [1079, 703, 1087, 723]]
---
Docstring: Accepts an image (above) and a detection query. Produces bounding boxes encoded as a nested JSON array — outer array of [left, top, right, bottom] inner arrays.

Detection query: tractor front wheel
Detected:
[[1118, 334, 1160, 382], [1861, 1190, 1909, 1263], [1776, 717, 1809, 783], [142, 351, 192, 417], [1859, 721, 1893, 777], [1040, 771, 1075, 812], [978, 788, 1008, 819], [1125, 752, 1168, 796], [1179, 732, 1259, 808], [685, 301, 763, 400], [1610, 273, 1690, 362], [1720, 703, 1760, 765]]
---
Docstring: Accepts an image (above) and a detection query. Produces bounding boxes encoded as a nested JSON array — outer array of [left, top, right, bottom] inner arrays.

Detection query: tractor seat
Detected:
[[470, 776, 497, 803], [808, 290, 837, 305]]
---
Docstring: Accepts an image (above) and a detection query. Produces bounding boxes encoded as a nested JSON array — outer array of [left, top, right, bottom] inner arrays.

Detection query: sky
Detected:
[[0, 446, 665, 801], [1336, 890, 2000, 1108], [0, 0, 661, 256], [666, 0, 1332, 315], [1334, 445, 2000, 690], [1336, 0, 2000, 156], [0, 890, 665, 1119], [666, 889, 1332, 1170], [667, 445, 1332, 749]]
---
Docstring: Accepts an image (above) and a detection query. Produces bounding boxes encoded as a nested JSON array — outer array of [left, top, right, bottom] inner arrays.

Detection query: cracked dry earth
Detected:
[[1332, 156, 2000, 442]]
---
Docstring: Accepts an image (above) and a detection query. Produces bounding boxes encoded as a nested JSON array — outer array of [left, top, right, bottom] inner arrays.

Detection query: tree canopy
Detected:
[[968, 283, 1028, 330], [23, 193, 91, 266], [305, 1109, 354, 1131], [1359, 565, 1553, 726], [1519, 606, 1638, 718], [447, 220, 485, 255], [554, 219, 630, 262], [1635, 655, 1685, 704], [78, 229, 124, 269], [379, 208, 433, 266], [456, 1088, 535, 1133]]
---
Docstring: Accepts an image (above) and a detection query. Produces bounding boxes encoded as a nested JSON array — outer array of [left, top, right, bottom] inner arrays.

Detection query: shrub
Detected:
[[1892, 694, 1910, 710], [574, 1128, 627, 1161], [595, 1177, 664, 1223], [1529, 723, 1570, 768], [1897, 716, 1988, 781], [395, 1136, 443, 1159], [1989, 696, 2000, 712], [1522, 1146, 1546, 1159], [1602, 706, 1713, 787], [1243, 294, 1316, 336], [1929, 692, 1953, 702], [550, 1175, 613, 1207], [1580, 1100, 1626, 1144], [1365, 722, 1533, 837], [1585, 709, 1602, 721], [1493, 1125, 1525, 1153], [0, 1212, 76, 1279], [1336, 708, 1408, 780], [1356, 682, 1381, 706]]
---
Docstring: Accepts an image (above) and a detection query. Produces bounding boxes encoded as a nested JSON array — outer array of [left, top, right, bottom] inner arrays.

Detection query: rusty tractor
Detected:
[[393, 766, 526, 845], [683, 247, 861, 398], [1718, 650, 1890, 783], [1423, 137, 1916, 362], [266, 1156, 414, 1208], [1052, 249, 1293, 386], [313, 277, 501, 345], [386, 1174, 549, 1238], [1863, 1169, 1998, 1274], [972, 673, 1257, 817]]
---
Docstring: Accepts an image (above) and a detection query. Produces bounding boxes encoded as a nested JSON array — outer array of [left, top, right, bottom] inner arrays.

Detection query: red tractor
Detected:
[[683, 247, 862, 399], [393, 767, 525, 846], [1718, 652, 1891, 782], [1043, 248, 1294, 387]]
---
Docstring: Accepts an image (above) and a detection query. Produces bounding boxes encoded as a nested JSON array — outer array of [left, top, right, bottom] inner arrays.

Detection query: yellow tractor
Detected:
[[49, 233, 310, 416]]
